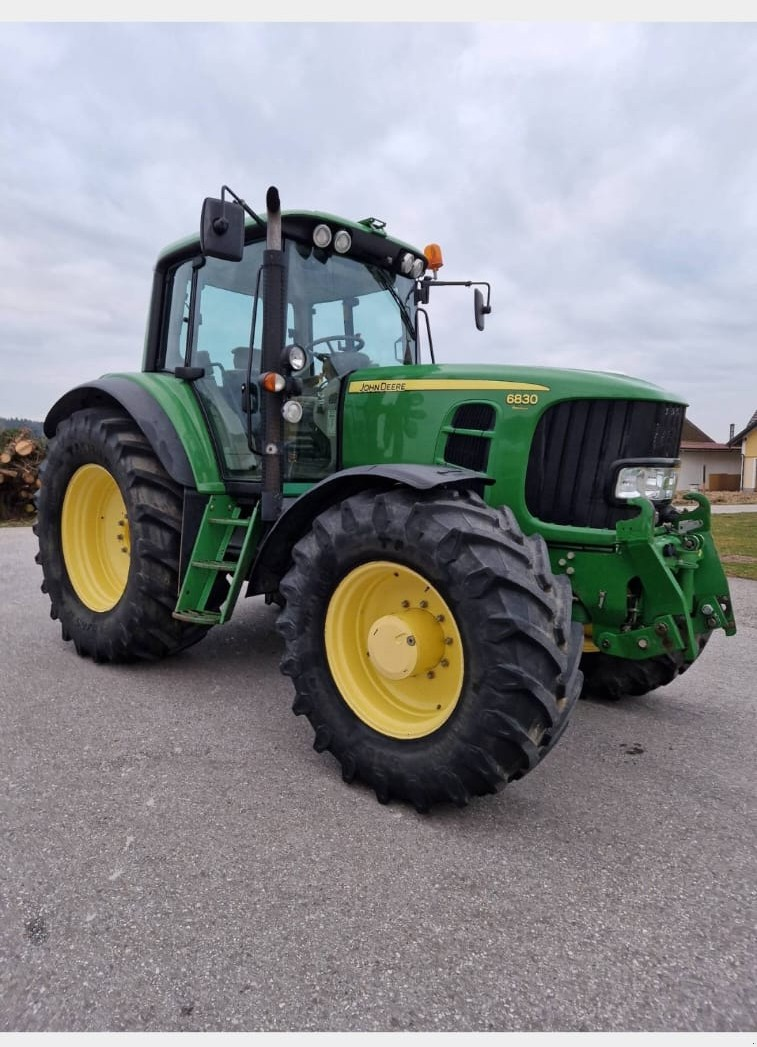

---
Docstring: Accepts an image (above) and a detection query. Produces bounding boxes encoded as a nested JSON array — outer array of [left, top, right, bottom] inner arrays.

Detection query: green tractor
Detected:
[[35, 185, 736, 810]]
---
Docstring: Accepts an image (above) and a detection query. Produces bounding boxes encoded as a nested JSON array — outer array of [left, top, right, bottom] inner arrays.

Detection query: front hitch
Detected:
[[591, 494, 736, 662]]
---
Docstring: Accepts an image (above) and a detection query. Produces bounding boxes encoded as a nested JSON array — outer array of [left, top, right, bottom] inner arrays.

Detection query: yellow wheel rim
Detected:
[[324, 561, 464, 739], [61, 464, 130, 612]]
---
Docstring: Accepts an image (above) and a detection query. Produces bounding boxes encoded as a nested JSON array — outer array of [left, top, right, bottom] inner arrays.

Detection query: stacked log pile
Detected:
[[0, 429, 45, 521]]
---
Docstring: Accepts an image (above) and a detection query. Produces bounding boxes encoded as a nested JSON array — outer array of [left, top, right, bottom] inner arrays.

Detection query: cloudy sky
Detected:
[[1, 20, 755, 441]]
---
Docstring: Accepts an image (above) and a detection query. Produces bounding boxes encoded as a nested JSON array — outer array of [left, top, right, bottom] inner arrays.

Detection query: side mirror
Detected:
[[474, 287, 491, 331], [200, 197, 245, 262]]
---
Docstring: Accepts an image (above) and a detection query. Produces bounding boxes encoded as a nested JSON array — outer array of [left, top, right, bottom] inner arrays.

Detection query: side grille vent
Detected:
[[444, 433, 491, 472], [443, 402, 496, 473], [451, 403, 496, 431]]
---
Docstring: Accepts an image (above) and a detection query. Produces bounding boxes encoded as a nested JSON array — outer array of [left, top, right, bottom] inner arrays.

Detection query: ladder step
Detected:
[[190, 559, 238, 572], [172, 609, 222, 624], [174, 495, 260, 628]]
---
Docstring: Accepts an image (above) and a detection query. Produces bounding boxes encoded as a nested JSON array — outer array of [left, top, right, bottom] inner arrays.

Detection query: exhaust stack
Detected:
[[260, 186, 286, 522]]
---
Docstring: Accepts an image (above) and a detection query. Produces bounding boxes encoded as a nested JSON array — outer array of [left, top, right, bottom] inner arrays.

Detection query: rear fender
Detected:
[[44, 374, 223, 490]]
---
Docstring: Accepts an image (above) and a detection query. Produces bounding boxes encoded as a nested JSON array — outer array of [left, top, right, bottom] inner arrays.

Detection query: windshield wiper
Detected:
[[368, 267, 416, 344]]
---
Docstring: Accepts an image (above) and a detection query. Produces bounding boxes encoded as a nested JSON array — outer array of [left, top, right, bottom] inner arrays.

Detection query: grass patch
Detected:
[[711, 513, 757, 581]]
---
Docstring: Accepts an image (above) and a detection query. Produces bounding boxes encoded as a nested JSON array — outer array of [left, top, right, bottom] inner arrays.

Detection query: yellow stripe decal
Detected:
[[348, 379, 551, 394]]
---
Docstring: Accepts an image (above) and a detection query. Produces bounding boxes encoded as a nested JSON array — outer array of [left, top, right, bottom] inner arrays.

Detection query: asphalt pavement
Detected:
[[1, 526, 755, 1032], [709, 503, 757, 514]]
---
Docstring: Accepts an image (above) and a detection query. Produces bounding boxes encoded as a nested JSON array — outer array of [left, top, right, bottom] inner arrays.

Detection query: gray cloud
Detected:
[[0, 22, 755, 439]]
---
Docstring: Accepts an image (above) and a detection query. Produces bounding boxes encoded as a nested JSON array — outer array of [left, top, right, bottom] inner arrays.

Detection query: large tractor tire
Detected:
[[580, 633, 710, 702], [277, 488, 583, 810], [580, 652, 682, 701], [35, 407, 210, 663]]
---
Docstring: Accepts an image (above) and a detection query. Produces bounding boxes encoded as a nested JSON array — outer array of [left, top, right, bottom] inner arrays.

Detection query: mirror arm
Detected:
[[221, 184, 266, 229], [424, 278, 491, 308]]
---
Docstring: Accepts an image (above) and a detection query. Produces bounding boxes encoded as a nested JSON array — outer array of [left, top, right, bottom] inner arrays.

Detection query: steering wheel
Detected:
[[308, 334, 365, 357]]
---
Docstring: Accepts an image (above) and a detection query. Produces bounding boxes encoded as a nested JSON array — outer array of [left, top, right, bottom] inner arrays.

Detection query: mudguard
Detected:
[[247, 463, 493, 596], [44, 375, 222, 490]]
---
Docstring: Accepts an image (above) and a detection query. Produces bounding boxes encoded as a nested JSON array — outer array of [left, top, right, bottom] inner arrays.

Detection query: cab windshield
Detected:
[[288, 243, 417, 371]]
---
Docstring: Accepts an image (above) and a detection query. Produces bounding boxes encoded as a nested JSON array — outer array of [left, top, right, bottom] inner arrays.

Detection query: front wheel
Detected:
[[277, 488, 583, 810]]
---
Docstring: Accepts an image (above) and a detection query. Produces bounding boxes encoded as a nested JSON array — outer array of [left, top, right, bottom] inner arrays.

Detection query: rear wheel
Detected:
[[580, 634, 710, 701], [35, 407, 210, 662], [277, 488, 583, 810]]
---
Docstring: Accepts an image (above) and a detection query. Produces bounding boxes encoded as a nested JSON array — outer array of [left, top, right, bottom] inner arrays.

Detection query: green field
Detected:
[[711, 513, 757, 581]]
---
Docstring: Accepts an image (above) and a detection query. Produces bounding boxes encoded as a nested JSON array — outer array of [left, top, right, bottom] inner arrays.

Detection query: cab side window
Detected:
[[194, 263, 261, 374], [163, 260, 193, 371]]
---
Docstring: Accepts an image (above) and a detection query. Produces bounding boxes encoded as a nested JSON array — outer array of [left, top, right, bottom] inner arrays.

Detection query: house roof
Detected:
[[680, 441, 734, 451], [682, 419, 715, 443], [729, 408, 757, 446]]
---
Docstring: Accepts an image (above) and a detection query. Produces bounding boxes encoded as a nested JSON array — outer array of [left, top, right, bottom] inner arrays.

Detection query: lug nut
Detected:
[[444, 637, 453, 646], [701, 603, 714, 616], [637, 638, 649, 650], [440, 659, 449, 668], [426, 671, 435, 679], [419, 600, 428, 609], [401, 600, 410, 608]]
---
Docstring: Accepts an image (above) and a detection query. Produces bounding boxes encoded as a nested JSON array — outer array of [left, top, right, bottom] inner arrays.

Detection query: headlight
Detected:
[[286, 344, 307, 372], [614, 461, 679, 502], [333, 229, 352, 254], [313, 224, 332, 248], [411, 257, 425, 279], [282, 400, 304, 423], [399, 252, 414, 275]]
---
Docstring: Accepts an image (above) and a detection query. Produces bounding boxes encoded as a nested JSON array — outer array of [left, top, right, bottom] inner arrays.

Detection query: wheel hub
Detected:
[[324, 560, 464, 739], [61, 463, 130, 612], [367, 609, 445, 680]]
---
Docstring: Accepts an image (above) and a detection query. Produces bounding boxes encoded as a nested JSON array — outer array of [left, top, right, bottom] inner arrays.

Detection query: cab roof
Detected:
[[156, 209, 424, 268]]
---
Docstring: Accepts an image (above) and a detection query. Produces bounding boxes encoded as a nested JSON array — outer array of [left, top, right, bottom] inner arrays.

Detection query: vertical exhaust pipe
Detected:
[[260, 186, 286, 522]]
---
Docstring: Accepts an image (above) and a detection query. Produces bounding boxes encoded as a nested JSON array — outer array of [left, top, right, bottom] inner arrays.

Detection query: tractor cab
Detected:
[[157, 208, 421, 484]]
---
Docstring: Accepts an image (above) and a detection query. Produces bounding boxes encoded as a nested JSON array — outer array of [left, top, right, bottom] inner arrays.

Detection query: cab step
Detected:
[[173, 495, 261, 627], [173, 609, 223, 625], [190, 559, 238, 572]]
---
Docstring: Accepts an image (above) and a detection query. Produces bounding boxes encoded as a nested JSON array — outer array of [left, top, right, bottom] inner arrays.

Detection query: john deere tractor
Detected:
[[35, 185, 736, 810]]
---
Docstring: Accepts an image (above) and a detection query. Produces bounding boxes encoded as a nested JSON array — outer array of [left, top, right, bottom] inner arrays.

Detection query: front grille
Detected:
[[525, 399, 685, 528]]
